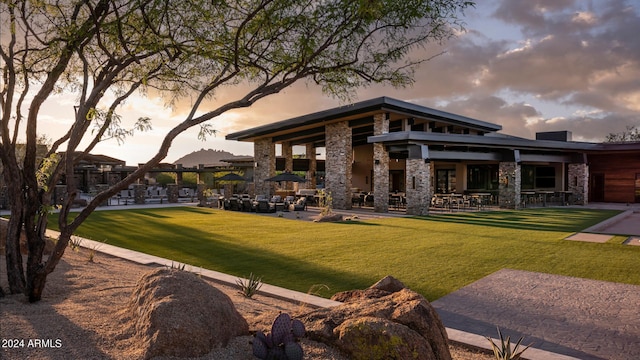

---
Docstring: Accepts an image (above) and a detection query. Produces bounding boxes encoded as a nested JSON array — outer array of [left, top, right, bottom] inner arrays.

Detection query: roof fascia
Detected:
[[368, 131, 600, 152]]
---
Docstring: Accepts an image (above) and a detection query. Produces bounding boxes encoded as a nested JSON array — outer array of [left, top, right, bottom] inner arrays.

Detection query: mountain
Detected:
[[172, 149, 249, 167]]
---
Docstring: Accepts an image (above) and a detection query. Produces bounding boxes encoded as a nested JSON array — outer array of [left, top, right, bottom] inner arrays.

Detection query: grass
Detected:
[[48, 207, 640, 301]]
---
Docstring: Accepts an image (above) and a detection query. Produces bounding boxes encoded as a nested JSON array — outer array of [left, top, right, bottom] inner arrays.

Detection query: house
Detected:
[[226, 96, 639, 215]]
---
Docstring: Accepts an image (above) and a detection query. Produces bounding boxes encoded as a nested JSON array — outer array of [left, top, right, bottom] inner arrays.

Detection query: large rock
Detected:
[[300, 278, 451, 360], [331, 275, 406, 303], [127, 268, 249, 359]]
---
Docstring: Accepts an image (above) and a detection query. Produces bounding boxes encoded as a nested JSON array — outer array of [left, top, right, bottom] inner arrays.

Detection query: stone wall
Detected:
[[325, 121, 352, 210], [498, 162, 521, 209], [373, 113, 389, 212], [568, 163, 589, 205], [254, 138, 275, 196], [405, 159, 431, 215]]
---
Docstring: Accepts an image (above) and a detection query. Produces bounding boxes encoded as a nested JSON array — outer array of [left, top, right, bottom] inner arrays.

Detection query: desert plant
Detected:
[[85, 241, 105, 262], [168, 261, 187, 271], [486, 327, 531, 360], [252, 313, 305, 360], [237, 272, 263, 298], [68, 236, 83, 252], [317, 189, 333, 216]]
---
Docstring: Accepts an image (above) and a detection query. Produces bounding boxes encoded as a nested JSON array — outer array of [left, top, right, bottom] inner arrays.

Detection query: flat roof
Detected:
[[226, 97, 502, 142]]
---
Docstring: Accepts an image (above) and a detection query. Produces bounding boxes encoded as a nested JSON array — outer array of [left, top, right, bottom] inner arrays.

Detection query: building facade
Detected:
[[226, 97, 640, 214]]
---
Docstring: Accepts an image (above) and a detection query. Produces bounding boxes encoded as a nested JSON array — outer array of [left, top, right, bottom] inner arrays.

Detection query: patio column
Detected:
[[133, 184, 146, 204], [254, 138, 275, 196], [568, 163, 589, 205], [373, 113, 389, 213], [306, 143, 317, 189], [282, 141, 293, 190], [405, 155, 431, 216], [167, 184, 179, 203], [325, 121, 352, 210], [498, 161, 521, 209]]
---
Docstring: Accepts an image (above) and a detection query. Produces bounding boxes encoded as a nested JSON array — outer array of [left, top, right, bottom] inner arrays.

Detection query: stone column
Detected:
[[325, 121, 352, 210], [175, 164, 183, 185], [197, 183, 207, 207], [373, 113, 389, 212], [282, 141, 293, 190], [133, 184, 146, 204], [498, 162, 521, 209], [405, 159, 431, 215], [254, 138, 275, 196], [568, 163, 589, 205], [306, 143, 317, 189], [167, 184, 179, 203]]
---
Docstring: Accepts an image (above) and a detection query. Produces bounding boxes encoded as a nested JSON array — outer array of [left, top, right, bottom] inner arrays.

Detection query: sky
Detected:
[[39, 0, 640, 165]]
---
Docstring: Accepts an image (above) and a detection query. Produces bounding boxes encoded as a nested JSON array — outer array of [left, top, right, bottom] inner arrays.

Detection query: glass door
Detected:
[[436, 169, 456, 193]]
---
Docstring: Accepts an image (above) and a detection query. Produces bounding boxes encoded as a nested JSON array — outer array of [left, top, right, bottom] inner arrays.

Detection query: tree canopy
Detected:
[[605, 125, 640, 143], [0, 0, 474, 301]]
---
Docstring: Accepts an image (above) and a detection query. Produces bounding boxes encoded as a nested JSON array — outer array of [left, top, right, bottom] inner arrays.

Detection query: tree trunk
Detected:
[[5, 206, 26, 294], [27, 266, 48, 303]]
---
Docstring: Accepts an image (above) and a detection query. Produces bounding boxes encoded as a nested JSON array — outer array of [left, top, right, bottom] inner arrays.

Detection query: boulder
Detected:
[[127, 268, 249, 359], [313, 213, 344, 222], [331, 275, 406, 303], [335, 317, 435, 360], [300, 281, 451, 360]]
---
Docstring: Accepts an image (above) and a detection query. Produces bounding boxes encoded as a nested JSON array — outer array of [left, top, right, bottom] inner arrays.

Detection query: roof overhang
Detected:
[[226, 97, 502, 143], [368, 131, 602, 152]]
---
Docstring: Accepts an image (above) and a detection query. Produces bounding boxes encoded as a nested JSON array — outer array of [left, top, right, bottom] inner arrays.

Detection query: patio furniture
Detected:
[[227, 197, 241, 211], [252, 195, 271, 213], [290, 197, 307, 211], [270, 195, 285, 212], [297, 189, 317, 205]]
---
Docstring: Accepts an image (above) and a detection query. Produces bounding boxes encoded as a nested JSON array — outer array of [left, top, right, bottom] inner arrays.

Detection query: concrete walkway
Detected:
[[432, 269, 640, 360]]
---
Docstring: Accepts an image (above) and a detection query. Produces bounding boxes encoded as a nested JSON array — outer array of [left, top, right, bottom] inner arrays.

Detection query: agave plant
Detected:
[[236, 272, 263, 298], [486, 327, 531, 360]]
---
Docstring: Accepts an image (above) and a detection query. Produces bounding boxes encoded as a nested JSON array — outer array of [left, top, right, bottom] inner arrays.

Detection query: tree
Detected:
[[1, 0, 474, 302], [605, 125, 640, 143]]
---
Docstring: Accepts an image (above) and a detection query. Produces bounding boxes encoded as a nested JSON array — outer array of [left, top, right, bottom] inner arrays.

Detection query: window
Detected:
[[522, 165, 556, 189], [467, 165, 498, 191], [436, 169, 456, 193]]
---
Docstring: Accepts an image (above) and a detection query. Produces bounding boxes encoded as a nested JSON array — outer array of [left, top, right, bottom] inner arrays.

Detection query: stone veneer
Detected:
[[325, 121, 352, 210], [166, 184, 179, 203], [306, 143, 317, 189], [405, 159, 431, 215], [373, 113, 390, 212], [197, 184, 207, 206], [282, 141, 293, 189], [498, 162, 521, 209], [133, 184, 146, 204], [254, 138, 275, 196], [568, 163, 589, 205]]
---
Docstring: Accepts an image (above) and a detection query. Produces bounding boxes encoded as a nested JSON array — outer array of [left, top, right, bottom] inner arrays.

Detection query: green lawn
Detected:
[[49, 207, 640, 301]]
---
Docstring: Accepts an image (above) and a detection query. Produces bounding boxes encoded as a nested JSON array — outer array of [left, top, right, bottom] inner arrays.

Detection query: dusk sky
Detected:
[[40, 0, 640, 164]]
